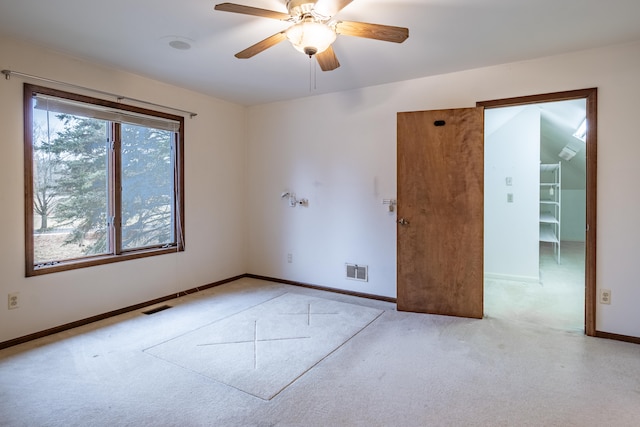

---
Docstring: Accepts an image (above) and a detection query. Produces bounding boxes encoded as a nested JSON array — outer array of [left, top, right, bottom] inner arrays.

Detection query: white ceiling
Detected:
[[1, 0, 640, 106]]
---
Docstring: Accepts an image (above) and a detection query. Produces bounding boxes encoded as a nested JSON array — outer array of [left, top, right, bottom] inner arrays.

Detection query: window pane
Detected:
[[121, 124, 175, 250], [26, 84, 185, 276], [32, 107, 109, 264]]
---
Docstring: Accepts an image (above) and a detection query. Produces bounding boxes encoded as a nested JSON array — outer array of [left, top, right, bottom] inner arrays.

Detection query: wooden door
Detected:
[[397, 107, 484, 318]]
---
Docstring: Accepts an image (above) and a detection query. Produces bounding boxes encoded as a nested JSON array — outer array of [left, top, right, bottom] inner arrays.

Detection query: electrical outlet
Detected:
[[8, 292, 19, 310], [507, 193, 514, 203], [287, 253, 293, 263], [599, 289, 611, 305]]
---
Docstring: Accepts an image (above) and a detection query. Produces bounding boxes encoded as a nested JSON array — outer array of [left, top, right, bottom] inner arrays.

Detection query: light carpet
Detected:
[[2, 278, 640, 426], [143, 292, 383, 400]]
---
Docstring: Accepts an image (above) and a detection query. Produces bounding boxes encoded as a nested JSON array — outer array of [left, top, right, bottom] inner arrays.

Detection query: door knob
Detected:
[[397, 218, 410, 225]]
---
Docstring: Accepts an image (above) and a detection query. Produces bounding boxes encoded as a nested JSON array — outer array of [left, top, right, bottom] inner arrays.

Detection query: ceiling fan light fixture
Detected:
[[285, 20, 336, 56]]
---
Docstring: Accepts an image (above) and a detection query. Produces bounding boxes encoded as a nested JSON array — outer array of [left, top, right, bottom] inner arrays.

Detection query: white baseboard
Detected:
[[484, 272, 540, 284]]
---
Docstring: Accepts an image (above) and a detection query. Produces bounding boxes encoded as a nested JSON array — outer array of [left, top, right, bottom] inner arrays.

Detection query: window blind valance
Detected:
[[33, 94, 181, 132]]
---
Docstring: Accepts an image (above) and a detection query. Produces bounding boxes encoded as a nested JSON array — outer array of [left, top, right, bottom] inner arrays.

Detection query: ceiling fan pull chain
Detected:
[[314, 56, 318, 90], [309, 55, 313, 92]]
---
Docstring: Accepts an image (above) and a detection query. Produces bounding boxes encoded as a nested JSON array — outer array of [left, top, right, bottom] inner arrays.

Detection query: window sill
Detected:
[[27, 246, 183, 277]]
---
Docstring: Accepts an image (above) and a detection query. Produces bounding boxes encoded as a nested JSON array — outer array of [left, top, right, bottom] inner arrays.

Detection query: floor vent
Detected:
[[142, 305, 172, 315], [346, 263, 368, 282]]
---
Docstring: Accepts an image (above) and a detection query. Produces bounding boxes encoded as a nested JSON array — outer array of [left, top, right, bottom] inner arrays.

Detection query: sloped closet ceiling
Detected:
[[540, 100, 587, 190]]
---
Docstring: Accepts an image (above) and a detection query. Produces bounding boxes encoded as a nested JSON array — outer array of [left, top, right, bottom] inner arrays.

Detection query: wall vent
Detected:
[[142, 305, 172, 315], [346, 263, 368, 282]]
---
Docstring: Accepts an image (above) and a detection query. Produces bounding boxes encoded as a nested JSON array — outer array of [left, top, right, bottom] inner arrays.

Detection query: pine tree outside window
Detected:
[[24, 84, 185, 276]]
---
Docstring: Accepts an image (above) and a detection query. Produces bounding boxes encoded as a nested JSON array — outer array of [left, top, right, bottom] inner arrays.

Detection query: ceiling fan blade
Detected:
[[235, 31, 287, 59], [214, 3, 290, 20], [316, 46, 340, 71], [314, 0, 354, 17], [336, 21, 409, 43]]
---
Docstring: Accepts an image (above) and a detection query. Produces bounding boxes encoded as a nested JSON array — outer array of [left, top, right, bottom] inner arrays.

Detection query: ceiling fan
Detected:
[[214, 0, 409, 71]]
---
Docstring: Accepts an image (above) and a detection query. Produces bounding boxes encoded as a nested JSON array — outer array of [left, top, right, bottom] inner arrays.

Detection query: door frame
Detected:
[[477, 88, 597, 336]]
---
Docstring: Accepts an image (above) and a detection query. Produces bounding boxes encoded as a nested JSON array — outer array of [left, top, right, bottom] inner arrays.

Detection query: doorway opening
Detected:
[[478, 89, 597, 335]]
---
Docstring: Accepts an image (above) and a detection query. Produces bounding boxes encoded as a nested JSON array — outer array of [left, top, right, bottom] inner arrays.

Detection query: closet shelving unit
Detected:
[[540, 162, 561, 263]]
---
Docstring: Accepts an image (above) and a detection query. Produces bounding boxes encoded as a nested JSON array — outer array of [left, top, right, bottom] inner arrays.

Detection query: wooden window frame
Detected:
[[24, 84, 185, 277]]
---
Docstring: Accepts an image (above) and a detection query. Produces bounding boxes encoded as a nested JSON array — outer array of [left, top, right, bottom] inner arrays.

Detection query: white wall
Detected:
[[245, 93, 398, 298], [3, 37, 640, 342], [0, 37, 247, 343], [247, 41, 640, 338], [561, 190, 587, 242], [485, 106, 541, 282]]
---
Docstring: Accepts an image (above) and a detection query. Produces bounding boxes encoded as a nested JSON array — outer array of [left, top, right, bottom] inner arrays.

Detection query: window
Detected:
[[24, 84, 185, 276]]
